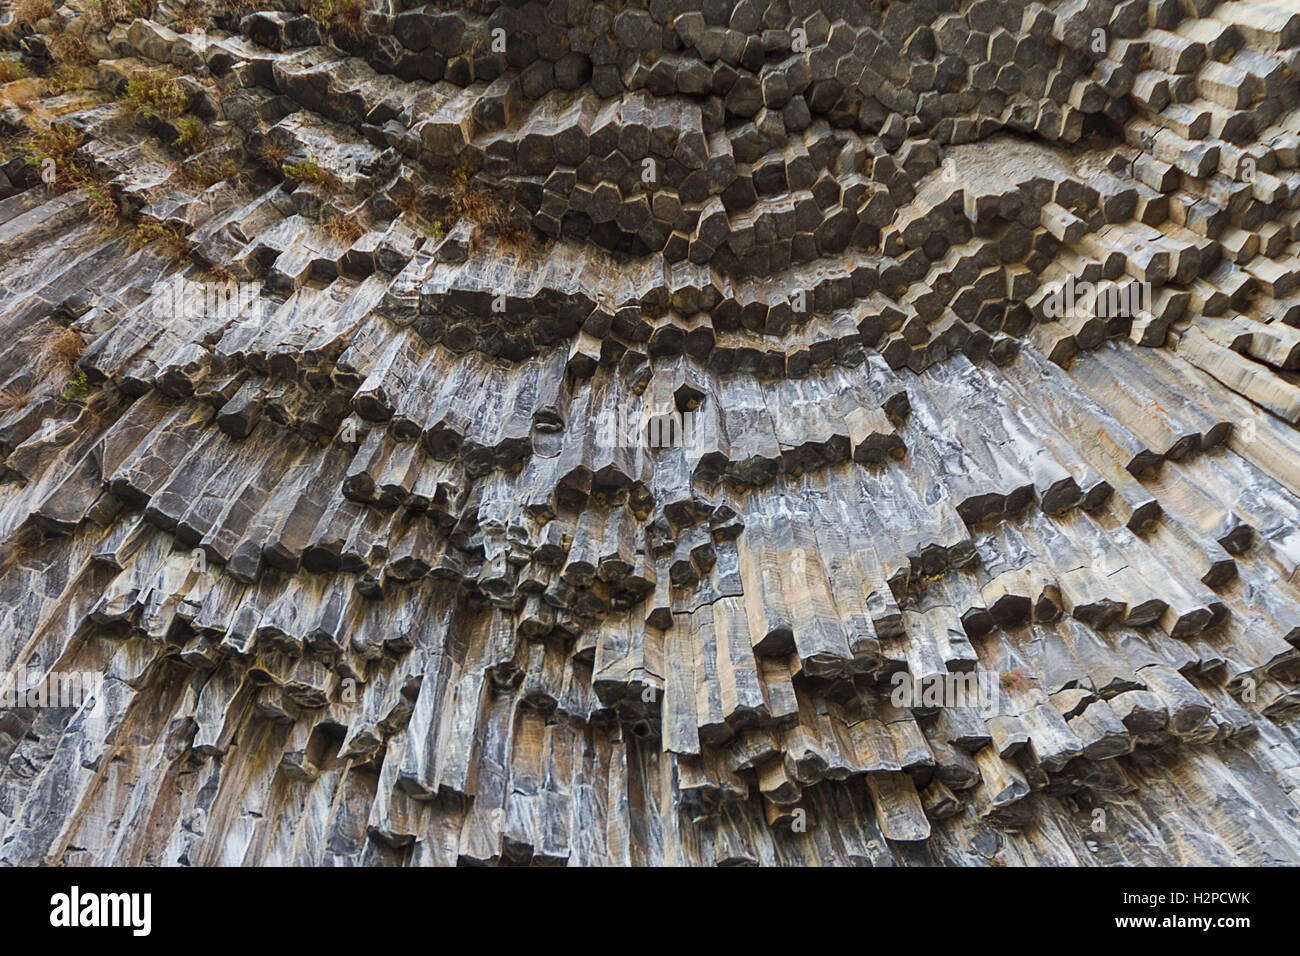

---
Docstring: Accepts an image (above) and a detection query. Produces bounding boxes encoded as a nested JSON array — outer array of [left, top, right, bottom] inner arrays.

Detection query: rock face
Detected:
[[1, 0, 1300, 866]]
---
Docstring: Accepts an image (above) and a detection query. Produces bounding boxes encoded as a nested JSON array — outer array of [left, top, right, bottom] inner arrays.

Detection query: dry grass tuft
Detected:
[[455, 183, 506, 230], [91, 0, 128, 28], [392, 186, 428, 219], [445, 170, 542, 257], [172, 0, 212, 32], [0, 58, 27, 84], [15, 0, 56, 25], [306, 0, 365, 42], [0, 384, 33, 414], [82, 178, 119, 223], [255, 136, 289, 170], [34, 326, 87, 381], [47, 34, 94, 67], [497, 217, 541, 257], [44, 34, 95, 95], [324, 211, 366, 244], [179, 153, 237, 188], [1000, 670, 1034, 692]]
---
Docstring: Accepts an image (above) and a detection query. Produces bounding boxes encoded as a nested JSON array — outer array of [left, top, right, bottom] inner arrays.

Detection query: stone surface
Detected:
[[0, 0, 1299, 866]]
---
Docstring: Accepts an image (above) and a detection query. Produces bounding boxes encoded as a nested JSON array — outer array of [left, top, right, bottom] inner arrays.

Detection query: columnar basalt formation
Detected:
[[2, 0, 1300, 866]]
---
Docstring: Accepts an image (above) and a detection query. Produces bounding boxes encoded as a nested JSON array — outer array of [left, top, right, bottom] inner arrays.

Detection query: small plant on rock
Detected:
[[25, 123, 123, 222], [497, 217, 541, 257], [444, 168, 541, 258], [133, 217, 190, 258], [125, 69, 190, 121], [44, 34, 94, 93], [172, 115, 204, 153], [179, 153, 237, 188], [393, 185, 429, 219], [454, 182, 505, 231], [82, 179, 119, 223], [26, 122, 85, 169], [48, 66, 87, 93], [255, 137, 288, 170], [283, 157, 339, 192], [63, 369, 90, 402]]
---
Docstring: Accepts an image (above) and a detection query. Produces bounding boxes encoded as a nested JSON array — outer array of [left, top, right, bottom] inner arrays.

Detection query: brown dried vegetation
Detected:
[[83, 179, 119, 223], [47, 34, 94, 67], [91, 0, 128, 28], [172, 0, 212, 32], [324, 211, 366, 244], [306, 0, 365, 42], [0, 58, 27, 84], [1000, 670, 1035, 692], [256, 137, 289, 169], [179, 153, 238, 188], [392, 185, 429, 219], [33, 326, 86, 381], [14, 0, 56, 25], [0, 384, 33, 414], [447, 173, 542, 257]]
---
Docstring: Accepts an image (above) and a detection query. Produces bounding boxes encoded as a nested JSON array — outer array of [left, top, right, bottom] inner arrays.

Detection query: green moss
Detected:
[[62, 370, 89, 403]]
